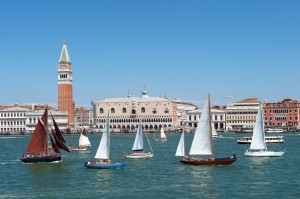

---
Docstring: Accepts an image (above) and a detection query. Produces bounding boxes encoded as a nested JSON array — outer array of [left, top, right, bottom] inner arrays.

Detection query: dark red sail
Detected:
[[82, 128, 87, 137], [25, 109, 48, 155], [51, 115, 67, 143], [51, 115, 71, 153], [50, 134, 61, 154]]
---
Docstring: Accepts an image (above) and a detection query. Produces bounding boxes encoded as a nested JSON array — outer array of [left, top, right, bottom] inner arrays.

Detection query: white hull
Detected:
[[244, 150, 284, 157], [125, 152, 153, 159]]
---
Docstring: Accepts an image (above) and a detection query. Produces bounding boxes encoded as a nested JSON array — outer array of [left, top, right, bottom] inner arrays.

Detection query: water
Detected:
[[0, 133, 299, 198]]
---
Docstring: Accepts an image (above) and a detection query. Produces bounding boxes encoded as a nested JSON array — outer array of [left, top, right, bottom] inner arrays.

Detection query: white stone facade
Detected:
[[0, 107, 28, 134]]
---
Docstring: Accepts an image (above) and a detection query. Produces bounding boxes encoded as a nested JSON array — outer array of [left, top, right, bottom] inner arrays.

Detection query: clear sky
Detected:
[[0, 0, 299, 109]]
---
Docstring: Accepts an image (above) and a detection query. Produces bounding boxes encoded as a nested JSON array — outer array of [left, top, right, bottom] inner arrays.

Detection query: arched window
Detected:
[[111, 108, 115, 113], [122, 108, 127, 113], [131, 109, 136, 114], [164, 108, 169, 114], [152, 108, 157, 114], [100, 108, 104, 114], [141, 107, 145, 113]]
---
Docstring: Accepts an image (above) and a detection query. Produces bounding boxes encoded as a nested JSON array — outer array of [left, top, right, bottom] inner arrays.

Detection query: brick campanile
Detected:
[[58, 40, 74, 127]]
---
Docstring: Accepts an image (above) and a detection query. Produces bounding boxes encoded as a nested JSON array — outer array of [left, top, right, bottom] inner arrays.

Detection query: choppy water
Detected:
[[0, 133, 299, 199]]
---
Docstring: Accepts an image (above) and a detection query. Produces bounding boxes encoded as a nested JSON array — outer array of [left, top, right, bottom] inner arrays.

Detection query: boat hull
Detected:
[[125, 152, 153, 159], [244, 150, 284, 157], [71, 147, 88, 151], [20, 154, 61, 163], [155, 138, 167, 142], [180, 156, 237, 165], [84, 162, 125, 169]]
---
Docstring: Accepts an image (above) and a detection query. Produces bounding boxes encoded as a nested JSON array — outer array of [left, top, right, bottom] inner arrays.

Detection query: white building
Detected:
[[0, 106, 28, 134], [226, 98, 259, 132], [186, 107, 226, 132], [92, 89, 197, 132], [26, 110, 68, 133]]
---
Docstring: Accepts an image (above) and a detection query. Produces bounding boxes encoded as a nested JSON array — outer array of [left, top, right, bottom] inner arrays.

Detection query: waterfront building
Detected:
[[0, 105, 28, 134], [225, 98, 260, 132], [25, 109, 68, 133], [264, 98, 300, 130], [91, 89, 197, 132], [58, 40, 74, 127], [74, 107, 92, 130], [186, 106, 226, 132]]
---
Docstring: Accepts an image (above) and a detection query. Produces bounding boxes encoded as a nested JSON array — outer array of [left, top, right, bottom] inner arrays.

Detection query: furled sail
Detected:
[[189, 96, 212, 156], [132, 122, 143, 151]]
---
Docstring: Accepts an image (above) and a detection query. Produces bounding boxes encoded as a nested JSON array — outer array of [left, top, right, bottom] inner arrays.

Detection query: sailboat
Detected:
[[20, 108, 71, 163], [71, 128, 91, 151], [155, 127, 167, 142], [125, 121, 153, 159], [84, 113, 125, 169], [175, 95, 237, 165], [244, 104, 284, 157]]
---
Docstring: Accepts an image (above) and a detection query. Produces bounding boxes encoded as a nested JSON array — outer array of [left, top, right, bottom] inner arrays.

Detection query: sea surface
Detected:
[[0, 132, 299, 199]]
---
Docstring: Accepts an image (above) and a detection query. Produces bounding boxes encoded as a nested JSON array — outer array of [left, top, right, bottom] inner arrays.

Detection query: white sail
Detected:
[[132, 122, 143, 151], [212, 125, 218, 137], [189, 96, 212, 156], [250, 104, 266, 150], [160, 128, 167, 139], [79, 134, 91, 147], [95, 114, 110, 159], [175, 131, 185, 157]]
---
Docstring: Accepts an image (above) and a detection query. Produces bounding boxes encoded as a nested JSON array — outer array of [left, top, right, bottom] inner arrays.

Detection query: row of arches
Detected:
[[99, 107, 170, 114], [96, 117, 172, 124], [98, 124, 172, 130]]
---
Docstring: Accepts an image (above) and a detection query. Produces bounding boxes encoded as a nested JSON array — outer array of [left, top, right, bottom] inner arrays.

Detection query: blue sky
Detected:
[[0, 0, 299, 109]]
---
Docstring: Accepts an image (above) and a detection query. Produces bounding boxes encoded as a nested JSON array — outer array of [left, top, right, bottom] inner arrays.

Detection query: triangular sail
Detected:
[[51, 115, 71, 153], [160, 128, 167, 139], [79, 129, 91, 147], [250, 104, 266, 150], [25, 109, 48, 155], [189, 96, 213, 156], [175, 130, 185, 157], [50, 134, 61, 154], [95, 113, 109, 159], [132, 122, 143, 151]]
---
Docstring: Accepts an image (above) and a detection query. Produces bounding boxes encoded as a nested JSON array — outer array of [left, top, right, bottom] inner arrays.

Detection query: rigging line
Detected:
[[145, 132, 153, 153]]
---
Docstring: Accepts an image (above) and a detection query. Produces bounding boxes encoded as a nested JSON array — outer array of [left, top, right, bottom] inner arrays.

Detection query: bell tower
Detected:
[[58, 40, 74, 127]]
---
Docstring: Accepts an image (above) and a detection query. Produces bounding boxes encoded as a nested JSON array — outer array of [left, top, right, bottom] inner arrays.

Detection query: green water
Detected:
[[0, 133, 299, 198]]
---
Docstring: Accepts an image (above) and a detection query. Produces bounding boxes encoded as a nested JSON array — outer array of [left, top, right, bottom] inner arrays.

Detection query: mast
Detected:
[[208, 94, 214, 158], [107, 112, 110, 161]]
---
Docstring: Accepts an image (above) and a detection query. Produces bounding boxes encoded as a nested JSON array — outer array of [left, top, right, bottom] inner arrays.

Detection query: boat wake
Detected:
[[0, 137, 20, 139]]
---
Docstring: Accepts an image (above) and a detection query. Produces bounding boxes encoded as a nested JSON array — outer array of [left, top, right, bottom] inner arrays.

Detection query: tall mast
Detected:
[[107, 112, 110, 161], [209, 94, 214, 158]]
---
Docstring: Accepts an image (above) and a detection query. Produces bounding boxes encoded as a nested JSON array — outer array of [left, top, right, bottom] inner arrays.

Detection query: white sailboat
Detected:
[[84, 113, 125, 169], [125, 121, 153, 159], [155, 127, 167, 141], [175, 130, 186, 158], [244, 104, 284, 157], [71, 128, 91, 151], [212, 125, 222, 138], [176, 95, 236, 165]]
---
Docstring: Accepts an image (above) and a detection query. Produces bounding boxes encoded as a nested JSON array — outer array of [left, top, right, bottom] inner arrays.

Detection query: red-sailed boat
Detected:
[[20, 108, 71, 163], [175, 95, 237, 165]]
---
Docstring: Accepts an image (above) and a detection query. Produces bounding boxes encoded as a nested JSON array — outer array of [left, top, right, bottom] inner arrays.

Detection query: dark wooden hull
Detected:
[[20, 154, 61, 163], [180, 156, 237, 165]]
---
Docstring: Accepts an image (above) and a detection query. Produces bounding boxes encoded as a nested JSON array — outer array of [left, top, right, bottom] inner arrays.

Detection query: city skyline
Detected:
[[1, 1, 300, 109]]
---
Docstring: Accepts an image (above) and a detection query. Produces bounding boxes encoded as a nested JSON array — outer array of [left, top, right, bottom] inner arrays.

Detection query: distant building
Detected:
[[186, 106, 226, 132], [264, 98, 300, 130], [91, 89, 197, 132], [74, 107, 92, 130], [0, 105, 68, 134], [226, 98, 260, 132], [58, 40, 75, 127]]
